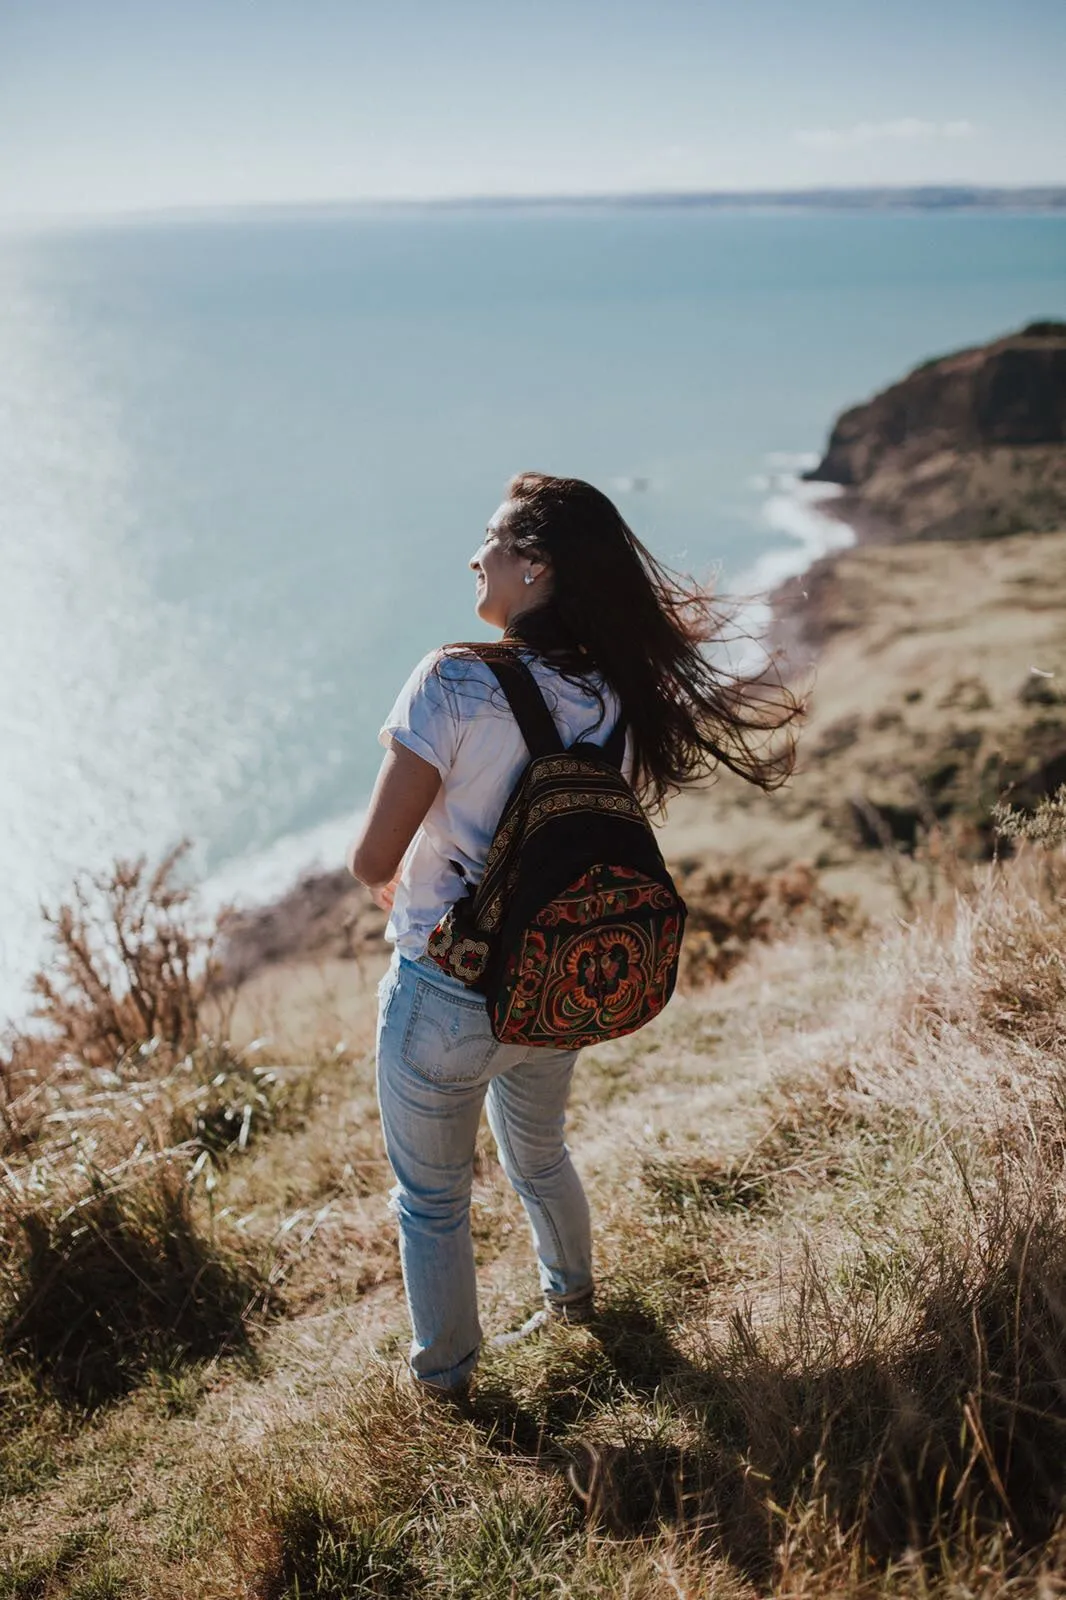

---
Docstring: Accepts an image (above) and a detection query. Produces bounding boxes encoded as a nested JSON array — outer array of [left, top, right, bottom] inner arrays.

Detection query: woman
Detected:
[[347, 471, 803, 1399]]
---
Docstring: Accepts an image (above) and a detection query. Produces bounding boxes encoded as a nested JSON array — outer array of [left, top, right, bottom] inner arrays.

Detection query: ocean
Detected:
[[2, 205, 1065, 1017]]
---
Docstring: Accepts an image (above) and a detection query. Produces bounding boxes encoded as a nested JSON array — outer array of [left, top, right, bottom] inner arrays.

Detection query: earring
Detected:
[[523, 571, 535, 585]]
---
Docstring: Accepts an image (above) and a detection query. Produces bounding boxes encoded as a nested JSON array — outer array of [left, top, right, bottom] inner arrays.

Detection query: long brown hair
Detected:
[[495, 470, 806, 814]]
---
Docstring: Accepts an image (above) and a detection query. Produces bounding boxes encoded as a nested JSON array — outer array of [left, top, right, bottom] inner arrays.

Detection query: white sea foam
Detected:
[[750, 478, 853, 589], [719, 460, 856, 677]]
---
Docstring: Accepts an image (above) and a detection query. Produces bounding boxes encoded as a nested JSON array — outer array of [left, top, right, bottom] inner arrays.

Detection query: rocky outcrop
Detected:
[[805, 322, 1066, 541]]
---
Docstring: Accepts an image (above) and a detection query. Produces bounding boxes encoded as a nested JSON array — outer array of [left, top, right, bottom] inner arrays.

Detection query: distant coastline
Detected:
[[377, 184, 1066, 214], [10, 184, 1066, 233]]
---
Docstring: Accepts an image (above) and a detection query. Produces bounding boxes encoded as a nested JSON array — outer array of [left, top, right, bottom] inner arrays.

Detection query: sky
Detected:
[[2, 0, 1065, 219]]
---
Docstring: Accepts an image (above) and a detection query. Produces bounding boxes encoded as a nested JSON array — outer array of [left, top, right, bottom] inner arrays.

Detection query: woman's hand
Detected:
[[370, 874, 401, 913]]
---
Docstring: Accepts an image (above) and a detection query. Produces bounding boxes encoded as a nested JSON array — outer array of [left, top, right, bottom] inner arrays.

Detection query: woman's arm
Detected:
[[346, 740, 442, 907]]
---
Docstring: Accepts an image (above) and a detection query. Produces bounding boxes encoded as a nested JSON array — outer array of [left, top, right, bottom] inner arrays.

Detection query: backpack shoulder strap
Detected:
[[468, 644, 564, 758], [601, 714, 628, 772]]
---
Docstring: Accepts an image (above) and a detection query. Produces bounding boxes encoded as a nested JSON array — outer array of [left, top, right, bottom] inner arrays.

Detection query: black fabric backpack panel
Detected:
[[424, 644, 687, 1049]]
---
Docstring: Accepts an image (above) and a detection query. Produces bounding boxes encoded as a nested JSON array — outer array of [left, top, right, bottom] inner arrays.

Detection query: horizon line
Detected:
[[5, 181, 1066, 231]]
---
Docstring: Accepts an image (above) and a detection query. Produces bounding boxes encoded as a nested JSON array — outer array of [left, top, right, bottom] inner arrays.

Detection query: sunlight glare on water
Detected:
[[0, 255, 273, 1016]]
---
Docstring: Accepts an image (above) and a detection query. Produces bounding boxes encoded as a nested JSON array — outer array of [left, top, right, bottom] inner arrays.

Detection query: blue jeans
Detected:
[[376, 950, 592, 1390]]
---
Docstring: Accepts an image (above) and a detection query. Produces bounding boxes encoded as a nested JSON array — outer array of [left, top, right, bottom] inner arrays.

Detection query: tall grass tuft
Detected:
[[678, 1169, 1066, 1572], [251, 1487, 420, 1600], [993, 781, 1066, 848], [0, 1529, 127, 1599], [0, 1155, 273, 1407]]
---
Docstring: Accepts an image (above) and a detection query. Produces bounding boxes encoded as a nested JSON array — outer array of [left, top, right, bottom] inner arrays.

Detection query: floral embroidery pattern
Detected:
[[494, 864, 682, 1048]]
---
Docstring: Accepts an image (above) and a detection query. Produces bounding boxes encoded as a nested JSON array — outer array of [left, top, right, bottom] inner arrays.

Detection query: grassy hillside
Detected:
[[666, 523, 1066, 917], [2, 800, 1065, 1596], [3, 484, 1066, 1594]]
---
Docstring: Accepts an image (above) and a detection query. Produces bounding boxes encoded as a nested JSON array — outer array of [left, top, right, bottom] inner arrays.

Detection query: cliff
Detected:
[[665, 323, 1066, 909], [804, 320, 1066, 541]]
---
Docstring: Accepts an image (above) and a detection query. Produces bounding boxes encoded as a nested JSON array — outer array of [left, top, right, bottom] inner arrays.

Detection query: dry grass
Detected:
[[3, 811, 1066, 1594], [0, 1153, 275, 1409], [994, 780, 1066, 848], [1, 844, 223, 1153]]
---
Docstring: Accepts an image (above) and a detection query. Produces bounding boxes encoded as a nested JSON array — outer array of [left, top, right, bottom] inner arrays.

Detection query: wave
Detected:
[[749, 478, 854, 589], [719, 456, 856, 677]]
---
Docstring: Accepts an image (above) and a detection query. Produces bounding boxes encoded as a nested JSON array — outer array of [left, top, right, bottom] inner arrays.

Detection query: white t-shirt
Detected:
[[378, 647, 634, 958]]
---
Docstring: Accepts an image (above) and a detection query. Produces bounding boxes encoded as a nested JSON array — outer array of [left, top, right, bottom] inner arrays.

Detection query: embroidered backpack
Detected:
[[425, 644, 687, 1049]]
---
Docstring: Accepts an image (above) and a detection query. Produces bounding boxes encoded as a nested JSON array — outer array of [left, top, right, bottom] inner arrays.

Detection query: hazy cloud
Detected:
[[793, 118, 977, 150]]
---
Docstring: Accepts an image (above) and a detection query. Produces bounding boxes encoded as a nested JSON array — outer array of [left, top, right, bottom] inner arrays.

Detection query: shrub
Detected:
[[25, 842, 217, 1074], [672, 860, 856, 986], [993, 782, 1066, 848], [1, 844, 243, 1159]]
